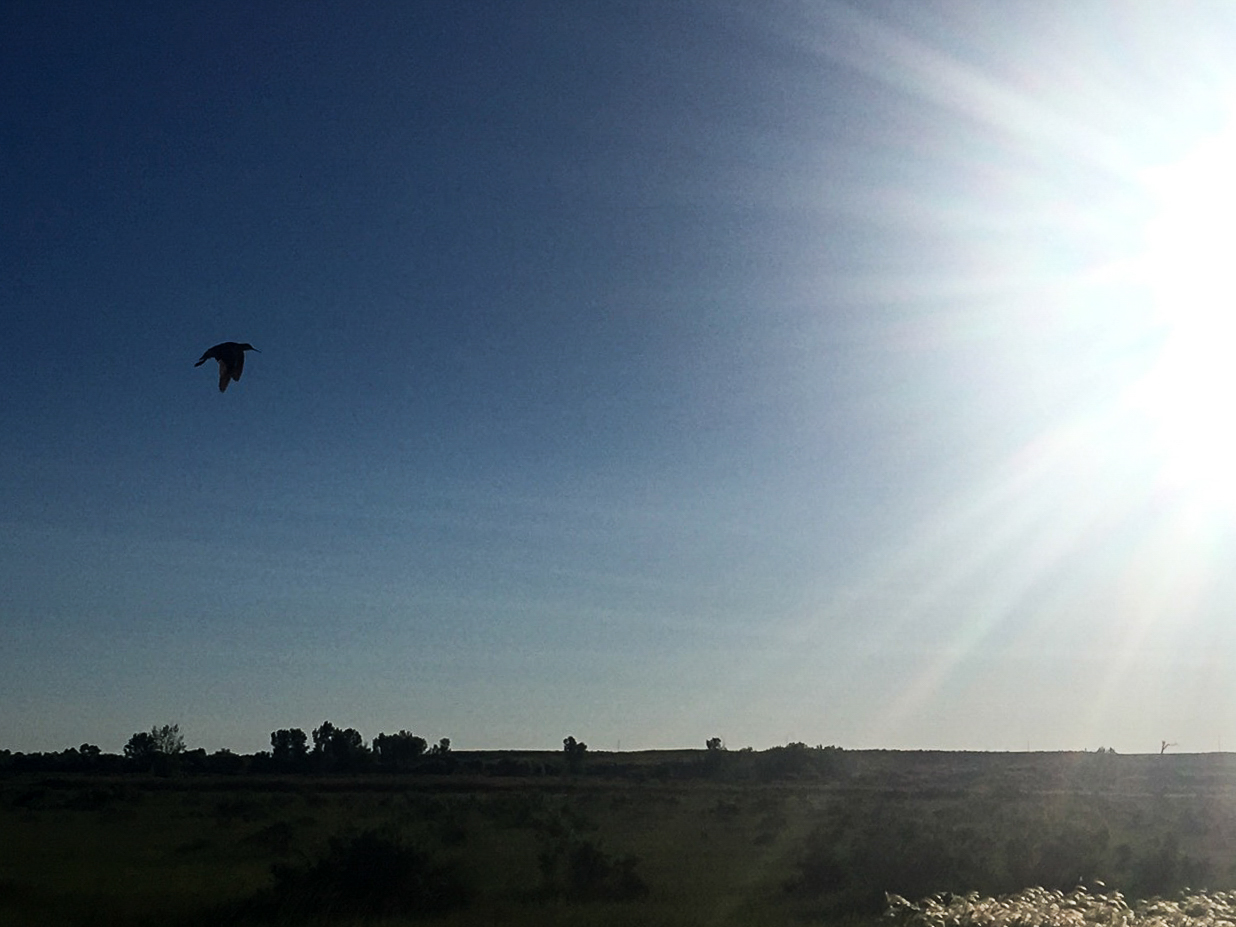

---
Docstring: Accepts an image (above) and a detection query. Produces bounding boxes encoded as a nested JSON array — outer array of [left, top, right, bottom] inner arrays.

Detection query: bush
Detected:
[[538, 836, 649, 902], [791, 810, 996, 912], [261, 829, 470, 918]]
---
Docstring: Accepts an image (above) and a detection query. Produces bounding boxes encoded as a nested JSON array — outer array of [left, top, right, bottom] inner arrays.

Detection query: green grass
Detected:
[[7, 752, 1236, 925], [0, 779, 818, 926]]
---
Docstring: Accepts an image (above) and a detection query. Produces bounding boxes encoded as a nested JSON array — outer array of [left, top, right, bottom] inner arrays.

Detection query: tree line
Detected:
[[0, 725, 846, 781], [0, 722, 462, 776]]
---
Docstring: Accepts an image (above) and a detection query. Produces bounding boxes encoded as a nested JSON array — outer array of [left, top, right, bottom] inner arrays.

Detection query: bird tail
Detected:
[[194, 357, 207, 367]]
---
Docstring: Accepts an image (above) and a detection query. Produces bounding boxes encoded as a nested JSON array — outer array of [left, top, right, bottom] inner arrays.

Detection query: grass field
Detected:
[[6, 750, 1236, 926]]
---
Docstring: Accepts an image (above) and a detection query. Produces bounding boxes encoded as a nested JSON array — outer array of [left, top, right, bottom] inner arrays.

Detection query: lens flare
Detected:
[[1132, 121, 1236, 505]]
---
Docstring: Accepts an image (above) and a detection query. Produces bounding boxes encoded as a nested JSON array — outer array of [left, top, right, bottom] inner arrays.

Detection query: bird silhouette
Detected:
[[195, 342, 259, 392]]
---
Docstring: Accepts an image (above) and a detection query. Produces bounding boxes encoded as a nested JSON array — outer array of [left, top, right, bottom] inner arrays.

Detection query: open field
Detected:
[[7, 750, 1236, 926]]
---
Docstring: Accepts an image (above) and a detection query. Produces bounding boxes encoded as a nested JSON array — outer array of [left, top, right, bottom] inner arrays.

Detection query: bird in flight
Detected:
[[195, 342, 259, 392]]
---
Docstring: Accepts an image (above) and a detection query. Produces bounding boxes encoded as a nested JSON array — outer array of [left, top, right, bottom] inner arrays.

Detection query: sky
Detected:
[[5, 1, 1236, 755]]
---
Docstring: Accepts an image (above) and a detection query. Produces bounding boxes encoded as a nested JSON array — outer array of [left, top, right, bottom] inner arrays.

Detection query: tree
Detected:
[[124, 731, 156, 762], [271, 728, 309, 767], [312, 721, 369, 770], [124, 724, 185, 775], [563, 736, 587, 774], [333, 727, 365, 758], [150, 723, 185, 755], [430, 737, 451, 756], [706, 737, 724, 751], [313, 721, 339, 755], [373, 731, 428, 770]]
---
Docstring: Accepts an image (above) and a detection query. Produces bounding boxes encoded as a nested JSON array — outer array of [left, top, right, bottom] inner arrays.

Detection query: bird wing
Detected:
[[196, 343, 227, 367], [217, 360, 231, 392], [232, 351, 245, 381]]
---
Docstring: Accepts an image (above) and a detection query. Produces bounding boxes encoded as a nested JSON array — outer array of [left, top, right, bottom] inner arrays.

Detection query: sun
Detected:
[[1129, 119, 1236, 506]]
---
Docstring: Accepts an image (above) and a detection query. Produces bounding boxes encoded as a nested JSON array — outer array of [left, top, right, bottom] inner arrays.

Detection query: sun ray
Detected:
[[707, 4, 1236, 749], [1123, 120, 1236, 506]]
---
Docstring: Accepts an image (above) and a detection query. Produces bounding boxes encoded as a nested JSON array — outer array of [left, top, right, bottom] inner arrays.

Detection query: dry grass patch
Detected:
[[889, 886, 1236, 927]]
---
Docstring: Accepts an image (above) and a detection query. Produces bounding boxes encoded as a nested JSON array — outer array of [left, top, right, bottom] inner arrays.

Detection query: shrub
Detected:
[[262, 829, 470, 918], [791, 811, 995, 912], [538, 836, 649, 902]]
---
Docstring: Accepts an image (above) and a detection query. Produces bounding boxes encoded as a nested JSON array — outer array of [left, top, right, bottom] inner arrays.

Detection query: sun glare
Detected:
[[1131, 119, 1236, 505]]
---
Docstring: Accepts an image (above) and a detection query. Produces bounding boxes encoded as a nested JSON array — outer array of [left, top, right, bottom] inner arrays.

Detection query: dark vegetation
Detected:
[[7, 737, 1236, 926], [256, 829, 472, 919], [0, 723, 841, 780]]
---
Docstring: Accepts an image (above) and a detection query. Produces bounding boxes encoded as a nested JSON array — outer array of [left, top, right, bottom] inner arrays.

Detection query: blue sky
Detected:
[[5, 2, 1236, 754]]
